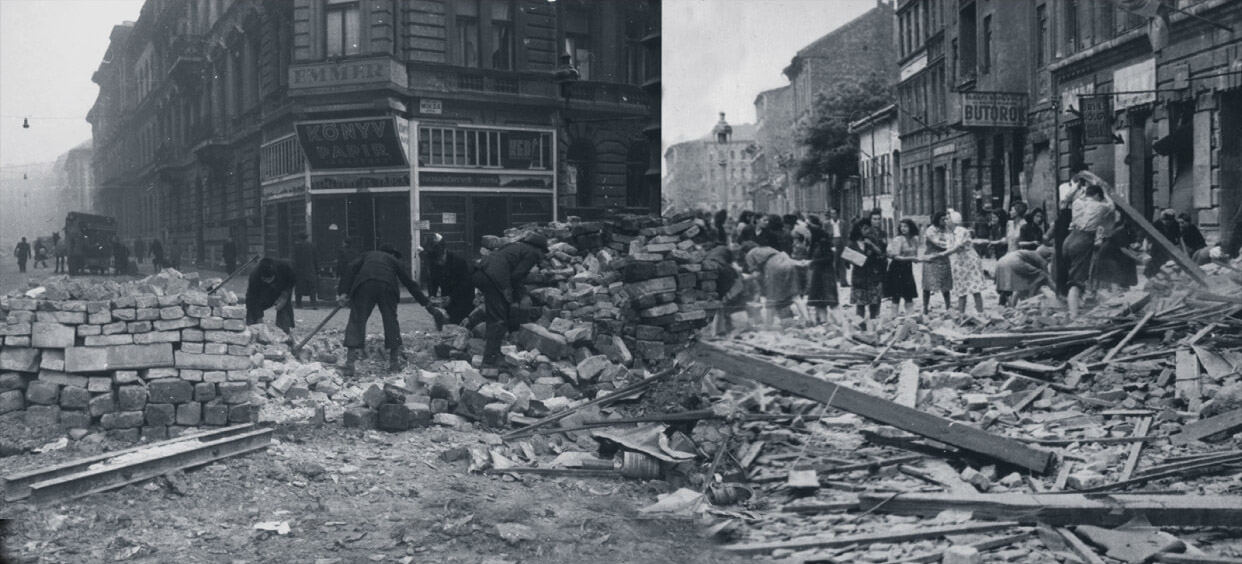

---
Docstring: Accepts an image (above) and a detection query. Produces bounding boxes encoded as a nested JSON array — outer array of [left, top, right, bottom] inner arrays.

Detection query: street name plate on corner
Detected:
[[419, 99, 443, 115]]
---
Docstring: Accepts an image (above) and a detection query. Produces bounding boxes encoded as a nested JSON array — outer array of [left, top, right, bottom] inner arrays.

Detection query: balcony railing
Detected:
[[409, 66, 650, 108]]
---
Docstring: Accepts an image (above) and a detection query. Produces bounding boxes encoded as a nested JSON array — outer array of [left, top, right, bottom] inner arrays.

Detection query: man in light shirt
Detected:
[[826, 208, 847, 287]]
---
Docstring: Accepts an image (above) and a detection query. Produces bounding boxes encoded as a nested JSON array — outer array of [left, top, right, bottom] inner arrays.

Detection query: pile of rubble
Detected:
[[0, 271, 270, 442]]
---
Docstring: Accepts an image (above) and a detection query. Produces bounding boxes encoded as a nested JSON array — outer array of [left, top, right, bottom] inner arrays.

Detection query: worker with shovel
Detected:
[[337, 243, 446, 375], [470, 233, 547, 368], [245, 257, 297, 335]]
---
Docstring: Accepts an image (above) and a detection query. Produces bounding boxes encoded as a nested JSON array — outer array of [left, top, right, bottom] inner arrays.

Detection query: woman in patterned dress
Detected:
[[943, 210, 988, 315], [921, 211, 954, 315]]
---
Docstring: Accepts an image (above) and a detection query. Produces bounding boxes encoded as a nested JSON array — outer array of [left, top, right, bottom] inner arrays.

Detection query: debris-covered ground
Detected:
[[5, 217, 1242, 564]]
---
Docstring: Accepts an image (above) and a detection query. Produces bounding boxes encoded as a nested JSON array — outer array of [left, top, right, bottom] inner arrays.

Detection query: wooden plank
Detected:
[[692, 343, 1056, 474], [780, 500, 861, 514], [501, 367, 675, 440], [815, 454, 924, 475], [1102, 311, 1156, 363], [1120, 417, 1153, 482], [27, 428, 272, 503], [1176, 348, 1204, 412], [856, 492, 1242, 527], [1014, 384, 1050, 414], [1170, 408, 1242, 446], [1193, 345, 1235, 379], [738, 440, 765, 470], [1057, 527, 1108, 564], [1154, 554, 1242, 564], [1001, 360, 1065, 374], [1080, 456, 1242, 492], [887, 531, 1034, 563], [719, 521, 1020, 554], [895, 361, 920, 408], [1103, 180, 1209, 286], [1138, 451, 1242, 476], [3, 424, 259, 502]]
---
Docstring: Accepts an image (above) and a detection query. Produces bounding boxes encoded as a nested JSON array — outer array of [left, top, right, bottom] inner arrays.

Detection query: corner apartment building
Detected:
[[90, 0, 660, 271], [751, 86, 795, 215], [1037, 0, 1242, 241], [849, 105, 900, 230]]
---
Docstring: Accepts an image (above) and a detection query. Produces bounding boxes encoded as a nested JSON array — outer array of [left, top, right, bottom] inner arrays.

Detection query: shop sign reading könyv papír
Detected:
[[296, 117, 409, 169]]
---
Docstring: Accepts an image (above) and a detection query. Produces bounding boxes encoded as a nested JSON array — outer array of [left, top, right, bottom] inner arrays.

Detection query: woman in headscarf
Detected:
[[734, 211, 757, 245], [1061, 181, 1115, 317], [995, 245, 1054, 307], [884, 218, 920, 317], [805, 215, 840, 324], [943, 210, 988, 315], [745, 242, 805, 327], [847, 217, 887, 322], [921, 211, 954, 315]]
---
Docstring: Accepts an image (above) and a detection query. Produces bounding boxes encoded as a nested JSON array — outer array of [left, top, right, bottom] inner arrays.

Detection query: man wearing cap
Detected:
[[245, 257, 297, 334], [338, 243, 447, 375], [470, 233, 548, 367], [420, 232, 476, 328]]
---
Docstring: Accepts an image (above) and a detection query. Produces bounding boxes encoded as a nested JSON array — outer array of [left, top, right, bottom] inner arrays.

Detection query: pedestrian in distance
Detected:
[[470, 233, 548, 368], [111, 237, 130, 275], [292, 233, 319, 309], [54, 235, 68, 273], [133, 238, 146, 265], [337, 243, 446, 375], [149, 239, 165, 272], [33, 240, 49, 269], [14, 237, 32, 273], [223, 237, 238, 275], [245, 257, 297, 335]]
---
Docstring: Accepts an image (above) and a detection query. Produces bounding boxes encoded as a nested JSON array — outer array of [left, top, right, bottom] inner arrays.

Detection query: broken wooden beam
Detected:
[[1153, 553, 1242, 564], [719, 521, 1019, 554], [3, 424, 262, 502], [1058, 527, 1108, 564], [501, 367, 676, 440], [18, 426, 272, 503], [1101, 177, 1209, 285], [1119, 417, 1153, 482], [692, 342, 1056, 474], [1171, 408, 1242, 446], [857, 492, 1242, 527], [1102, 311, 1156, 364], [888, 531, 1033, 563]]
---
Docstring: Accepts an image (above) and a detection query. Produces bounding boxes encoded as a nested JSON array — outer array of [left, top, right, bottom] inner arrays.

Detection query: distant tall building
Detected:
[[662, 114, 756, 214]]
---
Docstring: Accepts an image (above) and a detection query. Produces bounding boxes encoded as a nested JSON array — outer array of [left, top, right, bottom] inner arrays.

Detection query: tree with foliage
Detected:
[[794, 74, 894, 186]]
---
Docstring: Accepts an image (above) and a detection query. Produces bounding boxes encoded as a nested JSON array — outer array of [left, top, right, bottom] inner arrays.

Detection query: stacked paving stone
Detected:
[[0, 272, 261, 441], [409, 215, 720, 430]]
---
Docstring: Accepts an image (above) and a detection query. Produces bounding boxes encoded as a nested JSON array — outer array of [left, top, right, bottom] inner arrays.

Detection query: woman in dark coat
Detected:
[[734, 211, 757, 245], [848, 218, 887, 321], [1019, 209, 1047, 250], [805, 215, 839, 324]]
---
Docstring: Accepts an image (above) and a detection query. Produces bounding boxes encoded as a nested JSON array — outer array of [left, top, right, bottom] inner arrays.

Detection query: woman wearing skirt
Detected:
[[921, 211, 954, 315], [885, 218, 920, 316]]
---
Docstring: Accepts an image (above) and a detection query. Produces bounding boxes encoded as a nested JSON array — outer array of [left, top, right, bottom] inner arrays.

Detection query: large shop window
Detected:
[[419, 127, 551, 170], [326, 0, 361, 58]]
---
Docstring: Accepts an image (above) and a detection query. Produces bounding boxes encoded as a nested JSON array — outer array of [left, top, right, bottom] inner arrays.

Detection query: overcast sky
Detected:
[[663, 0, 877, 146], [0, 0, 145, 170]]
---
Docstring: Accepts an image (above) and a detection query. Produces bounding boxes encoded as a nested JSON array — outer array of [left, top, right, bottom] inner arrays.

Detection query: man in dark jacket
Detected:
[[14, 237, 31, 273], [469, 233, 547, 367], [245, 257, 297, 334], [420, 232, 476, 327], [337, 243, 446, 374], [292, 233, 319, 308]]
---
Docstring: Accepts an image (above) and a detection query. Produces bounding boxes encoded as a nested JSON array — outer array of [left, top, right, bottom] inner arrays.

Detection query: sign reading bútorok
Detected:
[[960, 92, 1027, 128], [1081, 95, 1115, 145], [296, 117, 409, 170]]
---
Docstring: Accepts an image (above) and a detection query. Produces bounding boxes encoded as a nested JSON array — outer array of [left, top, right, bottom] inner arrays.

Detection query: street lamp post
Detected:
[[712, 112, 733, 214]]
